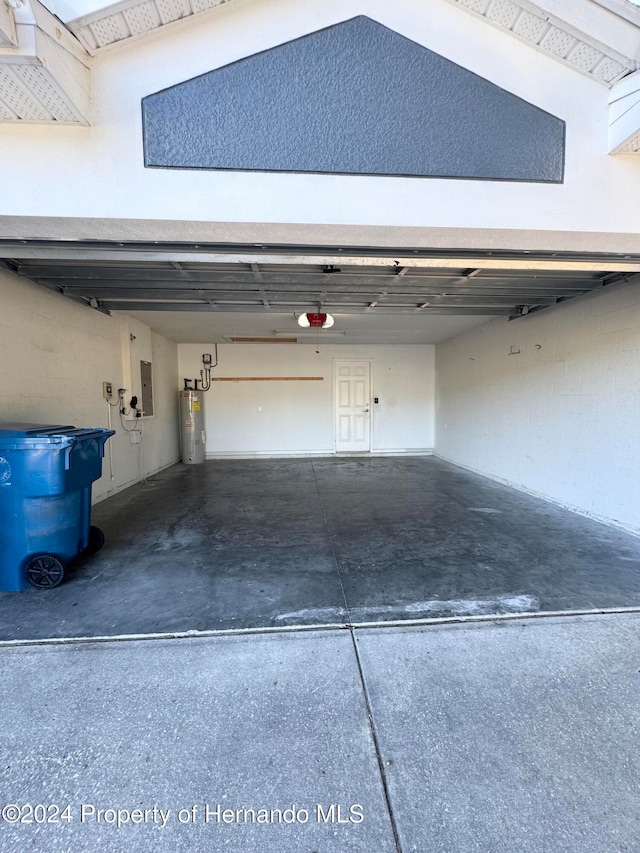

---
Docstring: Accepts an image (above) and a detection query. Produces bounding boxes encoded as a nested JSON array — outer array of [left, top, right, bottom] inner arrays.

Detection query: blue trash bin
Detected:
[[0, 424, 115, 591]]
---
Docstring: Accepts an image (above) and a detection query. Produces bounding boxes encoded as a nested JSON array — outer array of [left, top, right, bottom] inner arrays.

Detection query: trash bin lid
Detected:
[[0, 424, 114, 444], [0, 423, 77, 438]]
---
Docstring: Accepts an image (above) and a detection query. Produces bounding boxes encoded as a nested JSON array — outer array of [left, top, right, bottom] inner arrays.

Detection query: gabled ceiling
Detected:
[[1, 240, 638, 344]]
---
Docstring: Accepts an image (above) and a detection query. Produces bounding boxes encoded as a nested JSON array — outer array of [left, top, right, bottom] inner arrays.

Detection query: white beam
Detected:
[[0, 1, 18, 47]]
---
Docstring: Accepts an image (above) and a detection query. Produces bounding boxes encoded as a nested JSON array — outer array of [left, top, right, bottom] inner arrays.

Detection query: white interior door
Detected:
[[334, 360, 371, 452]]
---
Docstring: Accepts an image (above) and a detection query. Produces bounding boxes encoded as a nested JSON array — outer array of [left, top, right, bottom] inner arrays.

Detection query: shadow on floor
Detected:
[[1, 457, 639, 639]]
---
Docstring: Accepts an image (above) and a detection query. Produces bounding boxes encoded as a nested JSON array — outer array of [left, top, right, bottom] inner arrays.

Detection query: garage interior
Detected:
[[3, 2, 640, 848], [1, 240, 639, 639], [1, 0, 639, 638]]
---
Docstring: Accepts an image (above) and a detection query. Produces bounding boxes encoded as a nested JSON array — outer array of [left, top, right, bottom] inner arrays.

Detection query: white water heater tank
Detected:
[[179, 389, 205, 464]]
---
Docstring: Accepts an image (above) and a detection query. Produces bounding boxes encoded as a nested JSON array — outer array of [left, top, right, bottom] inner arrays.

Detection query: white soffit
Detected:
[[67, 0, 232, 52], [0, 0, 90, 124], [443, 0, 638, 85], [62, 0, 640, 88], [0, 62, 84, 122]]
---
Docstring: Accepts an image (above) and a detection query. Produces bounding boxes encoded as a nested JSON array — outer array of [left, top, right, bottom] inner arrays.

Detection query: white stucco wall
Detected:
[[435, 281, 640, 534], [178, 344, 435, 455], [0, 0, 639, 249], [0, 267, 180, 500]]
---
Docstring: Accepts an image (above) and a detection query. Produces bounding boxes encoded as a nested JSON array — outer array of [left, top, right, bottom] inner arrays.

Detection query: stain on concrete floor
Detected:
[[0, 457, 639, 640]]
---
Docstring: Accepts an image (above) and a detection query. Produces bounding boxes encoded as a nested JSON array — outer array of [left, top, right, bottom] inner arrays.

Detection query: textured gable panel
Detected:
[[142, 16, 565, 182]]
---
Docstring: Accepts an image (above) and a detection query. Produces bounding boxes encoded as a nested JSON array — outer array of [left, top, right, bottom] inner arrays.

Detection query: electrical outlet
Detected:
[[102, 382, 113, 400]]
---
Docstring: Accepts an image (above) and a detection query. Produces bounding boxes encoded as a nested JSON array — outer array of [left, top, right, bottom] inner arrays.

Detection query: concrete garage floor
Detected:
[[1, 614, 640, 853], [0, 457, 639, 640], [0, 457, 640, 639], [2, 461, 640, 853]]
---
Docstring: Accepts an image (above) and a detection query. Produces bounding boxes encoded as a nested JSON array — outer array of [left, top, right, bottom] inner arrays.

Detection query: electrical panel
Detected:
[[140, 361, 154, 417]]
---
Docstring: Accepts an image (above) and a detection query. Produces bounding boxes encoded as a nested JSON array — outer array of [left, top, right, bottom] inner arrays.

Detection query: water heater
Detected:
[[179, 389, 205, 464]]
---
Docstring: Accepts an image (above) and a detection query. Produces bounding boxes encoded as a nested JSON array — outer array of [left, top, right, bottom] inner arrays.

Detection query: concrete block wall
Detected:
[[0, 267, 180, 501], [178, 344, 435, 455], [435, 280, 640, 534]]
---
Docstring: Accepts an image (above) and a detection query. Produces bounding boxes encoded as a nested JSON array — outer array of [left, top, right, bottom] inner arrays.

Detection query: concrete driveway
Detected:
[[1, 612, 639, 852]]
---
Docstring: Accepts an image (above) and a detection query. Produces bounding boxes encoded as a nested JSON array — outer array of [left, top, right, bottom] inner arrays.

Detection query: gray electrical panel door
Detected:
[[140, 360, 154, 417]]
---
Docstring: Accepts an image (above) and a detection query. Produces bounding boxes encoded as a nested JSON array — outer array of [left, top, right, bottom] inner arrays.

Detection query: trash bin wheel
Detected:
[[86, 525, 105, 555], [25, 554, 65, 589]]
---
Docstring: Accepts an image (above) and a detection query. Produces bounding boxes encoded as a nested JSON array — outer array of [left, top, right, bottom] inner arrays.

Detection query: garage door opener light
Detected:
[[297, 312, 334, 329], [297, 312, 335, 353]]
